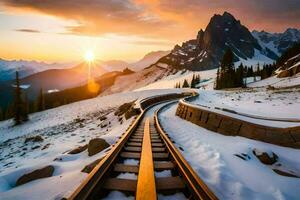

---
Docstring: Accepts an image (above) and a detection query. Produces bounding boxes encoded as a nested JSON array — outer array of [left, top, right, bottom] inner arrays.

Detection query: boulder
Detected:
[[16, 166, 54, 186], [88, 138, 110, 156], [277, 70, 290, 78], [81, 158, 103, 173], [68, 144, 88, 154], [253, 150, 278, 165], [24, 135, 43, 143]]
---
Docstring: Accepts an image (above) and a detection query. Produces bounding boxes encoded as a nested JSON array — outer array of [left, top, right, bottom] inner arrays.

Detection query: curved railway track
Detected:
[[68, 93, 217, 200]]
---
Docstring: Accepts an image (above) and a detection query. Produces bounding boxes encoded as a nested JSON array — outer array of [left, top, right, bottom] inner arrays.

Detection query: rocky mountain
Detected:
[[157, 12, 299, 71], [276, 43, 300, 78], [0, 59, 73, 81], [252, 28, 300, 57], [130, 50, 170, 71]]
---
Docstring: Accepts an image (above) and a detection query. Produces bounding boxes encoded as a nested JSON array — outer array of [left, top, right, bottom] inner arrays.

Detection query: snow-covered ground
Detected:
[[191, 88, 300, 123], [137, 69, 217, 91], [0, 89, 183, 200], [248, 73, 300, 88], [159, 103, 300, 200], [235, 49, 274, 68]]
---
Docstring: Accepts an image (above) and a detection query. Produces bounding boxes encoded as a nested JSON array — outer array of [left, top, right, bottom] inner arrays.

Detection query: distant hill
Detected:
[[0, 62, 107, 110], [129, 50, 170, 71], [0, 59, 74, 81]]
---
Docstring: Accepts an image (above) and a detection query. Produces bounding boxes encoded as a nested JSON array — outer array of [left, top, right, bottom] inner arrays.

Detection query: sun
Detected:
[[84, 50, 95, 62]]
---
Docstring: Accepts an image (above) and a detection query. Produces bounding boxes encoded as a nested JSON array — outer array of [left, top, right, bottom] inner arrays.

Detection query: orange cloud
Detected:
[[2, 0, 300, 42]]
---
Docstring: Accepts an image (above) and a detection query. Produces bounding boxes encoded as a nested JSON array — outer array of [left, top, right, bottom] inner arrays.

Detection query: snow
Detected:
[[158, 193, 187, 200], [225, 28, 229, 32], [137, 69, 217, 91], [235, 49, 274, 68], [47, 89, 59, 93], [102, 191, 134, 200], [116, 173, 137, 180], [159, 103, 300, 200], [249, 73, 300, 88], [156, 62, 169, 69], [0, 89, 182, 200], [191, 89, 300, 126], [100, 65, 168, 96]]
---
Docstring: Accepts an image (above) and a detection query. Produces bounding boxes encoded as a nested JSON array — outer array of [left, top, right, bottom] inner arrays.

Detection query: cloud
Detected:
[[2, 0, 174, 38], [15, 28, 40, 33], [2, 0, 300, 41]]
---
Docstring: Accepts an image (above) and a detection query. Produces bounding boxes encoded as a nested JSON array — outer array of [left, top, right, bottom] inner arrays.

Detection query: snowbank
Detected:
[[159, 104, 300, 200]]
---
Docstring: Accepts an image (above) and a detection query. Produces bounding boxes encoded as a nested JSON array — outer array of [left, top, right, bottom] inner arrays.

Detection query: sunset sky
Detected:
[[0, 0, 299, 63]]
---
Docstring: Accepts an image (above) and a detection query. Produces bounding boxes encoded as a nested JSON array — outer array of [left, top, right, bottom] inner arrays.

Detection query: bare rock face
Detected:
[[68, 144, 88, 154], [88, 138, 110, 156], [16, 166, 54, 186], [157, 11, 262, 71]]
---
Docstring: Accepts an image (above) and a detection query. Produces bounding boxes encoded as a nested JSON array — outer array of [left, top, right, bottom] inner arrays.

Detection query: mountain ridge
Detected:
[[156, 12, 300, 71]]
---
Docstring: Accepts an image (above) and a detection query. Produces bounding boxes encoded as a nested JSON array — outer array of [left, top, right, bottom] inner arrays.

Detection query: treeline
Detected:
[[174, 74, 201, 88], [215, 49, 277, 89], [0, 70, 127, 122]]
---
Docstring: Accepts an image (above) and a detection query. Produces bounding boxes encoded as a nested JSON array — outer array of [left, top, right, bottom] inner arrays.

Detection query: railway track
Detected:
[[68, 94, 217, 200]]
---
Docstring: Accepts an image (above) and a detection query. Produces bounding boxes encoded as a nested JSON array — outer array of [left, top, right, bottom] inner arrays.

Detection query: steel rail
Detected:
[[155, 101, 218, 200]]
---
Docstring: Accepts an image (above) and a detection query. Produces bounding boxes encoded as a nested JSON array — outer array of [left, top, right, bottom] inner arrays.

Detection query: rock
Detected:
[[277, 70, 290, 78], [75, 118, 84, 123], [100, 124, 107, 128], [272, 169, 299, 178], [99, 116, 107, 121], [253, 150, 278, 165], [16, 166, 54, 186], [31, 145, 40, 150], [68, 144, 88, 154], [41, 143, 51, 150], [88, 138, 110, 156], [24, 135, 43, 143], [81, 158, 103, 173], [267, 85, 275, 90]]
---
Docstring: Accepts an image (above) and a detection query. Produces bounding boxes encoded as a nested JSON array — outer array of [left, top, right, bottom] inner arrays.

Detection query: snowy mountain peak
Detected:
[[252, 28, 300, 57], [157, 11, 265, 71]]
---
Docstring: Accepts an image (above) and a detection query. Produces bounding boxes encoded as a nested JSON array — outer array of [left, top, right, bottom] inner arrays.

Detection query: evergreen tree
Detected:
[[217, 49, 235, 89], [215, 67, 220, 89], [190, 74, 196, 88], [14, 71, 23, 125], [182, 79, 189, 88], [36, 88, 45, 111], [13, 71, 28, 125]]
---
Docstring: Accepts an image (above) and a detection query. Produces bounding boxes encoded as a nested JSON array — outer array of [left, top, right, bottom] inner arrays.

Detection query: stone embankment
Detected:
[[176, 97, 300, 149]]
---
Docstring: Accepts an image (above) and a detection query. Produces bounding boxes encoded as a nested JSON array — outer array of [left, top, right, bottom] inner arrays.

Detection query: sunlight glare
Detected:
[[84, 50, 95, 63]]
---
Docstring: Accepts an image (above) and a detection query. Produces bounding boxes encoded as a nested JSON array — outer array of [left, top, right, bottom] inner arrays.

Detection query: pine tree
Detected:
[[13, 71, 28, 125], [14, 71, 23, 125], [215, 67, 220, 89], [36, 88, 45, 111], [217, 49, 235, 89], [182, 79, 189, 88], [190, 74, 196, 88]]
